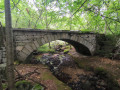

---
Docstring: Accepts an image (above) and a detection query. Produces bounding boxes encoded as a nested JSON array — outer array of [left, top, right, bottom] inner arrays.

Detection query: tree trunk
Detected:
[[49, 42, 51, 49], [5, 0, 15, 90]]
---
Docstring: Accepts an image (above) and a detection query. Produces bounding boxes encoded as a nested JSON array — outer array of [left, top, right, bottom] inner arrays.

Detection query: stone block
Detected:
[[22, 47, 31, 55], [41, 38, 46, 45], [37, 39, 43, 46], [34, 41, 40, 48], [24, 44, 33, 52], [17, 51, 28, 61], [31, 42, 37, 50], [2, 58, 6, 63]]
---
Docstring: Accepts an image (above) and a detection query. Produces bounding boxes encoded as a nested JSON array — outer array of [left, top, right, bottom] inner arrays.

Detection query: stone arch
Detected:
[[16, 35, 93, 61]]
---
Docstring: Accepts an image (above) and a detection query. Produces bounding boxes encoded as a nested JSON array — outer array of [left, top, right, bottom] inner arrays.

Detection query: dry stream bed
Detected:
[[14, 48, 120, 90]]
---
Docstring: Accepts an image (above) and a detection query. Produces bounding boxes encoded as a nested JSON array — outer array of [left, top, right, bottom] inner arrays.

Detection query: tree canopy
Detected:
[[0, 0, 120, 34]]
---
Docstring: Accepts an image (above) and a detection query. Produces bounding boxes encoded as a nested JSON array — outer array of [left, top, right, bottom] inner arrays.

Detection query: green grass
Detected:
[[38, 41, 71, 54], [38, 43, 55, 53]]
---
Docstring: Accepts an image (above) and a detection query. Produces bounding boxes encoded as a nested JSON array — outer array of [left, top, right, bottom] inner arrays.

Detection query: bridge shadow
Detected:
[[60, 39, 91, 56]]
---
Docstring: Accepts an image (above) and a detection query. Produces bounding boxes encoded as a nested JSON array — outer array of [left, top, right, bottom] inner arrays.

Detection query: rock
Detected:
[[82, 81, 91, 90], [99, 80, 106, 86], [31, 52, 110, 90]]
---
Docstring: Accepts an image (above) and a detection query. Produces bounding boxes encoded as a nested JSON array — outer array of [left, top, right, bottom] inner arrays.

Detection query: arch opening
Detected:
[[60, 39, 91, 56], [24, 39, 91, 62], [17, 38, 92, 61]]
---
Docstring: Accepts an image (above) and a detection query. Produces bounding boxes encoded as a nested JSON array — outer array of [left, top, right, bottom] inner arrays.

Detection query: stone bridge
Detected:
[[1, 28, 103, 62], [13, 28, 102, 61]]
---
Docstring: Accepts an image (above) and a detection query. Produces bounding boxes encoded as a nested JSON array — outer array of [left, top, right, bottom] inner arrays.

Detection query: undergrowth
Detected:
[[96, 33, 120, 58], [74, 57, 120, 90]]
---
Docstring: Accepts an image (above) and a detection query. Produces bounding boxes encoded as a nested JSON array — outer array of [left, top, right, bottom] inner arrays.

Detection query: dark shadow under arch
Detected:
[[60, 39, 91, 56]]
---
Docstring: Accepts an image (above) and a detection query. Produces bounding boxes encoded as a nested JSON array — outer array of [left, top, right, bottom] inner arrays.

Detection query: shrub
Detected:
[[15, 80, 33, 90], [32, 84, 44, 90], [94, 67, 120, 90], [15, 80, 45, 90], [94, 67, 108, 78]]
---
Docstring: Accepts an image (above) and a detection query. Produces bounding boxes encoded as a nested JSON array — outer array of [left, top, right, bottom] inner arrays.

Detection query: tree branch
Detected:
[[104, 19, 114, 34], [48, 16, 52, 26], [72, 0, 88, 16], [34, 10, 43, 29], [87, 8, 120, 23], [0, 0, 20, 13], [14, 68, 46, 89]]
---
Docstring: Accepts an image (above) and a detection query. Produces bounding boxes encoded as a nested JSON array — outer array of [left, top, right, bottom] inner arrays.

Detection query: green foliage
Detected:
[[15, 80, 33, 90], [38, 43, 55, 53], [32, 84, 44, 90], [1, 0, 120, 33], [94, 67, 108, 78], [2, 83, 7, 89], [15, 80, 44, 90], [15, 80, 31, 86], [94, 67, 120, 90], [74, 57, 120, 90], [63, 49, 69, 54], [96, 34, 119, 57]]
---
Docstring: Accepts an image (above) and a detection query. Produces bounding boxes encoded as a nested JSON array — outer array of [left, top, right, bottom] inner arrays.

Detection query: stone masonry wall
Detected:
[[13, 28, 98, 61]]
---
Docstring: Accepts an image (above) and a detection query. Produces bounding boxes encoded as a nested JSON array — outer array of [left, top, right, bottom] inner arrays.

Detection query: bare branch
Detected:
[[48, 16, 53, 26], [104, 19, 114, 34], [11, 0, 21, 10], [34, 10, 43, 29], [0, 0, 20, 13], [72, 0, 88, 16], [15, 68, 46, 89]]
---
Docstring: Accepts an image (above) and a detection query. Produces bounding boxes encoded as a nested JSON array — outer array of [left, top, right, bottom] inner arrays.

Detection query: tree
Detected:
[[5, 0, 15, 89], [0, 0, 120, 32]]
